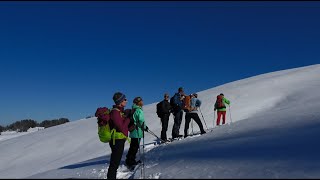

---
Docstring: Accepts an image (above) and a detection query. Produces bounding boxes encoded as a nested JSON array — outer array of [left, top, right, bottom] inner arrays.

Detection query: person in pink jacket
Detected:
[[107, 92, 131, 179]]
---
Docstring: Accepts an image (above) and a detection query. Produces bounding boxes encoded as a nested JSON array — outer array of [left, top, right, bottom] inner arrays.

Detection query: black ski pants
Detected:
[[125, 138, 140, 166], [184, 112, 205, 136], [107, 139, 126, 179], [160, 113, 170, 140]]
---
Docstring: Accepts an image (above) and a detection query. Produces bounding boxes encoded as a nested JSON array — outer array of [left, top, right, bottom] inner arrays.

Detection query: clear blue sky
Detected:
[[0, 1, 319, 126]]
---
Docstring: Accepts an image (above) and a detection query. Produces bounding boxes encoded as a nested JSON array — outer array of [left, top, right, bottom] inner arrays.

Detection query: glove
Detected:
[[124, 109, 132, 118], [144, 126, 149, 132]]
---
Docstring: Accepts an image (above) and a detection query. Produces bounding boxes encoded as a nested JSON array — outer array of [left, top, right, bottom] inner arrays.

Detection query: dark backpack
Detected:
[[127, 108, 136, 132], [215, 95, 226, 109], [170, 94, 180, 112], [156, 101, 164, 118]]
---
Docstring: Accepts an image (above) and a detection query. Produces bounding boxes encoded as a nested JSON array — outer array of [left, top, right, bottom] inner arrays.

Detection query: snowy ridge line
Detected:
[[2, 64, 320, 179]]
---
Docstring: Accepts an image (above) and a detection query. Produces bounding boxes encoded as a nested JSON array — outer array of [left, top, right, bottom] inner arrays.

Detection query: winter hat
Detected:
[[133, 97, 143, 104], [113, 92, 126, 105], [220, 93, 224, 96]]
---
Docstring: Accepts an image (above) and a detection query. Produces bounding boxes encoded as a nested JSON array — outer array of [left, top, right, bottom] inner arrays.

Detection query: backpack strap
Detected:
[[111, 129, 116, 145]]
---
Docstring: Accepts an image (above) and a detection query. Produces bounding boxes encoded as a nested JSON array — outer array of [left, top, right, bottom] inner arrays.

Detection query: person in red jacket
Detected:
[[107, 92, 131, 179]]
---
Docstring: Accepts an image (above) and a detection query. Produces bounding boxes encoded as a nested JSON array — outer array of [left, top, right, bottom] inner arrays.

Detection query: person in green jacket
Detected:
[[125, 96, 149, 169], [214, 93, 231, 126]]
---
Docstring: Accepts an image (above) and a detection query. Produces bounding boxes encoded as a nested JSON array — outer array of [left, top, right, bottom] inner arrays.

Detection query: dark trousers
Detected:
[[107, 139, 126, 179], [172, 110, 183, 138], [160, 114, 170, 140], [184, 112, 205, 136], [125, 138, 140, 166]]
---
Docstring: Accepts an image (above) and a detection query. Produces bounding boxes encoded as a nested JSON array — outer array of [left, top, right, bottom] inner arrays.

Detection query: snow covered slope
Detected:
[[1, 64, 320, 179]]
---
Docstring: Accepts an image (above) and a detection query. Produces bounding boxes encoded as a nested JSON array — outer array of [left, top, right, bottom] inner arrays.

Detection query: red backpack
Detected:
[[215, 95, 226, 109], [95, 107, 111, 127]]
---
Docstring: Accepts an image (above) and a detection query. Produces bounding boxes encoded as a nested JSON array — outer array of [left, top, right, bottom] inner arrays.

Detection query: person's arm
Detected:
[[161, 100, 167, 114], [136, 109, 148, 131], [224, 98, 230, 105], [167, 101, 172, 112], [139, 110, 147, 129]]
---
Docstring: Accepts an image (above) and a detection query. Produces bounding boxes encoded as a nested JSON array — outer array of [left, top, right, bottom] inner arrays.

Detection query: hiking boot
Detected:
[[125, 162, 134, 170], [201, 131, 206, 135], [162, 139, 171, 143], [125, 159, 135, 167], [184, 135, 188, 138], [161, 138, 167, 142]]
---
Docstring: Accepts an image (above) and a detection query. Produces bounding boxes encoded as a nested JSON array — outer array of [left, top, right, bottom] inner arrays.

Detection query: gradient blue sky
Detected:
[[0, 1, 319, 126]]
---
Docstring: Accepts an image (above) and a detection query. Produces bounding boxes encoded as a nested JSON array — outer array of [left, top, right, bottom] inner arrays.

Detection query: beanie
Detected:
[[113, 92, 126, 105], [133, 97, 143, 104]]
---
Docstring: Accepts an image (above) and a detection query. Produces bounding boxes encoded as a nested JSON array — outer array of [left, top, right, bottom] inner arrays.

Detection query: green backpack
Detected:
[[95, 107, 130, 144]]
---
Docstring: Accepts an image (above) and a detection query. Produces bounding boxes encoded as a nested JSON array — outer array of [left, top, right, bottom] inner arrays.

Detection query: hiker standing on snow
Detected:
[[184, 93, 206, 138], [157, 93, 172, 142], [107, 92, 131, 179], [125, 97, 149, 169], [214, 93, 231, 126], [170, 87, 185, 139]]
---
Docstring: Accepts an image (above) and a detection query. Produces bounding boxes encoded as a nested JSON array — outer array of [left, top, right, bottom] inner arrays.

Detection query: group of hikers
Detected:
[[96, 87, 230, 179], [156, 87, 230, 142]]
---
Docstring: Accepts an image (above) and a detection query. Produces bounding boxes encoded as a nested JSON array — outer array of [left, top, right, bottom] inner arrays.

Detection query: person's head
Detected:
[[193, 93, 198, 98], [113, 92, 127, 107], [178, 87, 184, 94], [220, 93, 224, 96], [164, 93, 170, 100], [133, 96, 144, 107]]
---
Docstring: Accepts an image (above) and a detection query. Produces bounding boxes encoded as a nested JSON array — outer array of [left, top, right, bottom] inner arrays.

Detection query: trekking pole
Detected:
[[214, 110, 216, 129], [229, 105, 233, 124], [143, 126, 146, 179], [138, 138, 142, 177], [199, 107, 209, 130], [191, 118, 194, 135], [147, 129, 169, 145], [141, 123, 145, 179]]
